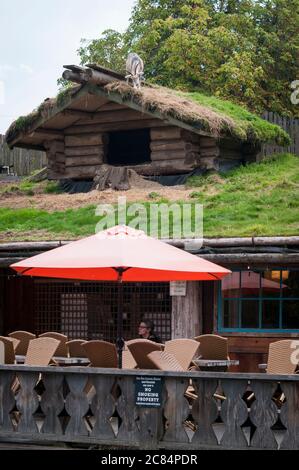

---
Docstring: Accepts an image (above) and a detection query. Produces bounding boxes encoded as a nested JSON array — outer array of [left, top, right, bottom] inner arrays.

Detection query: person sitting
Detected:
[[138, 319, 162, 343]]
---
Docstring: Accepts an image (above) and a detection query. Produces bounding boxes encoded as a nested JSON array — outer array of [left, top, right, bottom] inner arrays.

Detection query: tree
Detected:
[[75, 0, 299, 116]]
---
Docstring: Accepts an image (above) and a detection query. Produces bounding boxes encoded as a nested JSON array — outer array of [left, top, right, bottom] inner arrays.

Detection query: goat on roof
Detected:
[[125, 53, 144, 89]]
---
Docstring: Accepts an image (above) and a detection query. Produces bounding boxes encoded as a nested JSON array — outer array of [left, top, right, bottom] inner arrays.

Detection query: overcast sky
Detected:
[[0, 0, 136, 133]]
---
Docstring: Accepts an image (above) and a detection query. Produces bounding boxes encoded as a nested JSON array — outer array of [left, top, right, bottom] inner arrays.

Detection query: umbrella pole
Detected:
[[116, 268, 125, 368]]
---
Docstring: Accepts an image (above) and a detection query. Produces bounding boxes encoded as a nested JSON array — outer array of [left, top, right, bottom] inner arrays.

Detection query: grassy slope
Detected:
[[184, 92, 290, 145], [0, 154, 298, 240]]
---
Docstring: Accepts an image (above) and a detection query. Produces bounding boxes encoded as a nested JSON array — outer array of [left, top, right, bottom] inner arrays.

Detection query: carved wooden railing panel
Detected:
[[0, 371, 16, 432], [0, 366, 298, 449], [191, 378, 218, 447], [220, 379, 249, 448], [15, 372, 40, 434], [280, 381, 299, 450], [162, 377, 190, 444], [249, 380, 279, 449], [89, 374, 116, 441]]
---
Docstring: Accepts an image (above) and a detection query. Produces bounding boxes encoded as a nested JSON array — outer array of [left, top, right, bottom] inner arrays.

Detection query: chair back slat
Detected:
[[9, 331, 36, 355], [147, 351, 184, 371], [82, 340, 117, 368], [267, 340, 297, 374], [165, 339, 199, 370], [0, 336, 17, 364], [66, 339, 87, 357], [25, 338, 60, 366], [127, 339, 163, 369], [194, 334, 228, 360], [39, 332, 68, 356]]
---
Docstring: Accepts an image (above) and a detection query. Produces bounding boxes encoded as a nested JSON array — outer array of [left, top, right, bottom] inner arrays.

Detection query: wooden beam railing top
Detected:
[[0, 365, 298, 450]]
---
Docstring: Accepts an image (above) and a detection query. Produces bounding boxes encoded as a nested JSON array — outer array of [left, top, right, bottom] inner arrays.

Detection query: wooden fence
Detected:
[[261, 112, 299, 157], [0, 365, 298, 449], [0, 135, 46, 176]]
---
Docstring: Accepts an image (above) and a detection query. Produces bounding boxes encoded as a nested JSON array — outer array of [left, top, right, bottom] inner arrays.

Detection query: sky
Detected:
[[0, 0, 136, 133]]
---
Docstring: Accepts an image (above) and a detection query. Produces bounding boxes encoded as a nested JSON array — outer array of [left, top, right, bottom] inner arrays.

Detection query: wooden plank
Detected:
[[220, 379, 249, 448], [65, 134, 107, 147], [150, 140, 199, 152], [171, 282, 201, 338], [75, 108, 149, 125], [63, 165, 101, 179], [151, 127, 182, 140], [151, 150, 187, 161], [65, 155, 103, 167], [65, 119, 166, 135], [65, 145, 106, 156]]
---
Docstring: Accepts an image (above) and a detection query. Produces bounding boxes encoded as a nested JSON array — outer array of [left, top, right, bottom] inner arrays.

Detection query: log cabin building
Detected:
[[5, 64, 289, 183], [0, 236, 298, 372]]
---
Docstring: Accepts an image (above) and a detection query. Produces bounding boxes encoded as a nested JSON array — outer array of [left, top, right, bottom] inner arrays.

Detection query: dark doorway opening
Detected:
[[107, 128, 151, 166]]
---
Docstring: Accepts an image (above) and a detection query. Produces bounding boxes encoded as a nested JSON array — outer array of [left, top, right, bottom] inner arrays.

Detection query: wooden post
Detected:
[[171, 281, 201, 339]]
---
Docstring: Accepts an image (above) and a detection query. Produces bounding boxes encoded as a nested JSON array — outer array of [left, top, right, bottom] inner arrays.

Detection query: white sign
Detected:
[[170, 281, 186, 296]]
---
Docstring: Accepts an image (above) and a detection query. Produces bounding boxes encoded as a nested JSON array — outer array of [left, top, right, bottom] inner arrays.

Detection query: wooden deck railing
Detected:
[[0, 365, 298, 449]]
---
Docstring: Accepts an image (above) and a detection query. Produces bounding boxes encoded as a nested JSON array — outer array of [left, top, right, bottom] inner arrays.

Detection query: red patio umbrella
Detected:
[[10, 225, 231, 367], [222, 271, 287, 298]]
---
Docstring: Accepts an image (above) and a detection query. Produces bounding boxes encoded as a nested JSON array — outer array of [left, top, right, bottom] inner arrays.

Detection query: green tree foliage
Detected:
[[77, 0, 299, 116]]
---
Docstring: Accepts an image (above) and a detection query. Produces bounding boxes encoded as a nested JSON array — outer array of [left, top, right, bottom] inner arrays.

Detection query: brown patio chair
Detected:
[[25, 337, 60, 366], [9, 331, 36, 355], [164, 339, 200, 370], [266, 340, 297, 375], [0, 336, 18, 364], [126, 339, 163, 369], [38, 332, 68, 357], [146, 351, 184, 371], [194, 334, 229, 360], [82, 340, 118, 368], [66, 339, 87, 358], [122, 347, 137, 369]]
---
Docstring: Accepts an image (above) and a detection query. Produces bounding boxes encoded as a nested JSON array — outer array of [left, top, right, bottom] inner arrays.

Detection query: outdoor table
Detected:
[[193, 359, 239, 369], [15, 355, 90, 366]]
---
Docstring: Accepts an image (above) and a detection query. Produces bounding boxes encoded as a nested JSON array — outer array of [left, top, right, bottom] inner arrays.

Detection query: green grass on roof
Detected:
[[184, 92, 290, 146]]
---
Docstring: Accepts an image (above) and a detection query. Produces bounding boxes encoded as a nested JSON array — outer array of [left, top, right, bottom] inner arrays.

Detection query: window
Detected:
[[218, 269, 299, 332]]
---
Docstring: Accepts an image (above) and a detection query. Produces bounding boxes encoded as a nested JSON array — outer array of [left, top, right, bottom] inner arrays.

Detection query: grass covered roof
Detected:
[[5, 81, 290, 147]]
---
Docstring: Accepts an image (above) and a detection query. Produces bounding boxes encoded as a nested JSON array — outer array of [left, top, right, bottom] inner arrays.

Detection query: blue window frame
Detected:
[[218, 269, 299, 333]]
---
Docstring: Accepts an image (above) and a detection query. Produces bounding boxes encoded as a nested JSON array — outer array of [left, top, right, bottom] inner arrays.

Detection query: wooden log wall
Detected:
[[150, 126, 201, 174], [199, 136, 220, 171], [45, 140, 65, 180], [63, 133, 108, 179]]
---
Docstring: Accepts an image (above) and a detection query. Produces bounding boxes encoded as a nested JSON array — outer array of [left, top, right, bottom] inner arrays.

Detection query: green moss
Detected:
[[184, 92, 291, 146]]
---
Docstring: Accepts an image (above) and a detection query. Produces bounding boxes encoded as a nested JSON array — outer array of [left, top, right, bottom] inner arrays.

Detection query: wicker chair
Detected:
[[0, 336, 18, 364], [38, 332, 68, 357], [126, 339, 163, 369], [194, 334, 229, 360], [146, 351, 184, 371], [25, 337, 60, 366], [122, 347, 137, 369], [82, 340, 118, 368], [164, 339, 199, 370], [66, 339, 87, 358], [267, 340, 298, 375], [8, 331, 36, 355]]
